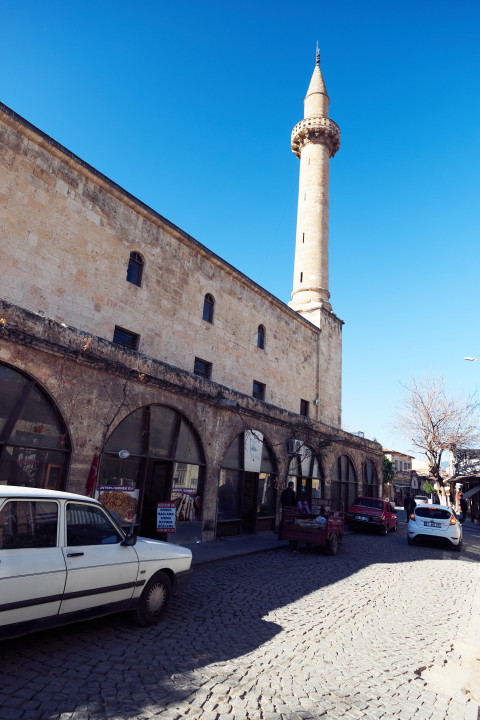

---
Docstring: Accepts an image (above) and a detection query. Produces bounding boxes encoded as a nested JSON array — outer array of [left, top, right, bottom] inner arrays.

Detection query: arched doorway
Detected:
[[99, 405, 205, 544], [331, 455, 358, 509], [0, 362, 71, 489], [362, 460, 379, 498], [287, 444, 324, 511], [218, 430, 277, 538]]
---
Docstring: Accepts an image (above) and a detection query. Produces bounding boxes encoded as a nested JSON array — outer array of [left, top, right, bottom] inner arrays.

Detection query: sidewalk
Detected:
[[184, 532, 289, 566]]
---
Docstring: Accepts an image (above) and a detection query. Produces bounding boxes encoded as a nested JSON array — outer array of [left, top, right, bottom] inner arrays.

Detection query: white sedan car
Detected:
[[0, 486, 192, 640], [407, 503, 462, 551]]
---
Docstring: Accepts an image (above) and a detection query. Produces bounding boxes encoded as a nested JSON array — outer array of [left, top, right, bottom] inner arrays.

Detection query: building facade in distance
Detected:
[[0, 53, 382, 543]]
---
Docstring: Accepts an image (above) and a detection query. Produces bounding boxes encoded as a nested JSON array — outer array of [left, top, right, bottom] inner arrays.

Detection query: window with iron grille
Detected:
[[126, 251, 144, 286], [252, 380, 266, 401], [113, 326, 140, 350], [202, 294, 214, 323], [300, 399, 309, 417], [194, 357, 212, 380], [257, 324, 265, 349]]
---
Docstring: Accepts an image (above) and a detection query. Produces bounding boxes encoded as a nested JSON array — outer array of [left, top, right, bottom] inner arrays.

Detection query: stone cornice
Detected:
[[291, 117, 341, 158]]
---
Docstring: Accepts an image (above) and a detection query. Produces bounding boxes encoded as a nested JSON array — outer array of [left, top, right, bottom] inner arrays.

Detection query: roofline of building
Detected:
[[383, 448, 415, 458], [0, 101, 343, 334]]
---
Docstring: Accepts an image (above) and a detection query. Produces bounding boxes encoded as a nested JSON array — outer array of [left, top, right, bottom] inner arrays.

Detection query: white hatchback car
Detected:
[[407, 503, 462, 551], [0, 486, 193, 640]]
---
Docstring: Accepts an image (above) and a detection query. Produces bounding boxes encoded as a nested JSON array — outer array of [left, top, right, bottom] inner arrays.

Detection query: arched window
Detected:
[[331, 455, 358, 508], [202, 293, 215, 323], [100, 405, 205, 545], [363, 460, 379, 498], [218, 430, 277, 537], [0, 362, 71, 489], [126, 251, 144, 287], [257, 325, 265, 349], [288, 444, 324, 510]]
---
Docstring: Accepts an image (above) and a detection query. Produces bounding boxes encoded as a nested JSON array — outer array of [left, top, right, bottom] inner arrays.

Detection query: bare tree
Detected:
[[396, 375, 480, 494]]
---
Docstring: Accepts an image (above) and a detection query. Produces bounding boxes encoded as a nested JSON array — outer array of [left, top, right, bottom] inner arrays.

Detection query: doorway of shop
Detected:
[[140, 460, 172, 540]]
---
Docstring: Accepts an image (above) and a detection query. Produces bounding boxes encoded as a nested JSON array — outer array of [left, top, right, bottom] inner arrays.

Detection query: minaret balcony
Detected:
[[291, 117, 341, 158]]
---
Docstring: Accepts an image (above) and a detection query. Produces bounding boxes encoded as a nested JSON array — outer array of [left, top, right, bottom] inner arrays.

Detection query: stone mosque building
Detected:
[[0, 52, 383, 543]]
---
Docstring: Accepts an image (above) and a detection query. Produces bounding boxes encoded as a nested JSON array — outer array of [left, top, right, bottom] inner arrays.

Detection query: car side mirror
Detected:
[[121, 533, 137, 547]]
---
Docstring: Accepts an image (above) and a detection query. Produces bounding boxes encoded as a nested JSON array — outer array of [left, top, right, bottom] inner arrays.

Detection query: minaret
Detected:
[[289, 48, 340, 318]]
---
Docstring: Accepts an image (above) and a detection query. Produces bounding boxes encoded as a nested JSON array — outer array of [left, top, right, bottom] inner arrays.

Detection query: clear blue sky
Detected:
[[2, 0, 480, 457]]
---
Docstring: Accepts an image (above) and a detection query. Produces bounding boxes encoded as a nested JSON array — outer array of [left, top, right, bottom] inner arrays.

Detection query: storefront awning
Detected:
[[463, 485, 480, 500]]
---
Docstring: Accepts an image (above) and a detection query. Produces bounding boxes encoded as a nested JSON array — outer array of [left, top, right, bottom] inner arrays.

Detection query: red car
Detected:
[[346, 497, 397, 535]]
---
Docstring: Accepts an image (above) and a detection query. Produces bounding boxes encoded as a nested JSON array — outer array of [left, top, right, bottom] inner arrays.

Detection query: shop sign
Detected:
[[157, 501, 176, 533], [244, 430, 263, 472], [98, 485, 139, 523]]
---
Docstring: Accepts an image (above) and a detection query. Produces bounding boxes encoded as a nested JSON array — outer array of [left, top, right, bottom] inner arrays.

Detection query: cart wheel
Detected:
[[327, 534, 338, 556], [289, 540, 298, 552]]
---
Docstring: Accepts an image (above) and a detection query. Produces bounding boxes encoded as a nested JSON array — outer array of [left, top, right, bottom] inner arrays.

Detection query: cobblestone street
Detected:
[[2, 521, 480, 720]]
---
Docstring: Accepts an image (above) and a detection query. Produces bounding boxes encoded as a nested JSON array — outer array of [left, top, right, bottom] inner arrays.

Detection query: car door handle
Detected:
[[67, 552, 85, 557]]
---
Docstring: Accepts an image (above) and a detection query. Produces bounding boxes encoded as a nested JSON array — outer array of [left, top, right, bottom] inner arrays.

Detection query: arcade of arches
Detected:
[[0, 362, 382, 541]]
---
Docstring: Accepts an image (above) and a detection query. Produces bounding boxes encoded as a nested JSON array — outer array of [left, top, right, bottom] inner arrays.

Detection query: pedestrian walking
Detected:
[[404, 494, 415, 522], [278, 481, 296, 539]]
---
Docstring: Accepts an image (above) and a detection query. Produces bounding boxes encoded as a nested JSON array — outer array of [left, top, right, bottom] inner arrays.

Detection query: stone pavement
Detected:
[[1, 517, 480, 720]]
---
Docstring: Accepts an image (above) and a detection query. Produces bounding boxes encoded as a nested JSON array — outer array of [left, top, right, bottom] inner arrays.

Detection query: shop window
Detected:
[[202, 294, 215, 323], [288, 444, 324, 512], [0, 362, 70, 489], [194, 357, 212, 380], [363, 459, 379, 498], [331, 455, 358, 508], [126, 251, 144, 287], [257, 325, 265, 349], [99, 405, 205, 545], [113, 326, 140, 351], [218, 430, 278, 537], [252, 380, 266, 401], [300, 399, 309, 417]]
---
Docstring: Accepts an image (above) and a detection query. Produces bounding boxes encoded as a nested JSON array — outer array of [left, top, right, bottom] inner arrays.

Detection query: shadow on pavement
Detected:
[[0, 519, 479, 720]]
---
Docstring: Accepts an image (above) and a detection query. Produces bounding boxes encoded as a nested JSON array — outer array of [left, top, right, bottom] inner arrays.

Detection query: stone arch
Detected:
[[217, 429, 278, 538], [330, 453, 358, 509], [362, 458, 380, 498], [0, 360, 71, 490], [287, 443, 325, 510], [99, 403, 206, 544]]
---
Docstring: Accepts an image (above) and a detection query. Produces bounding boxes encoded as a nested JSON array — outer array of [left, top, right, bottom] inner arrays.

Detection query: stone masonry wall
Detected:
[[0, 107, 324, 419], [0, 301, 382, 541]]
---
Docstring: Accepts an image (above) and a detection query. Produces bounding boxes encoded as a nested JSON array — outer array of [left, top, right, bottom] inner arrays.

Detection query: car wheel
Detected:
[[392, 522, 397, 532], [347, 521, 354, 531], [133, 571, 172, 626], [381, 525, 388, 536], [328, 533, 339, 555], [407, 536, 413, 545], [453, 541, 462, 552], [289, 540, 298, 552]]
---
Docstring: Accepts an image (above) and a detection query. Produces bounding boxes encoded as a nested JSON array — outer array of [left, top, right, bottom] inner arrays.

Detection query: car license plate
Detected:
[[355, 515, 369, 522], [424, 521, 441, 528]]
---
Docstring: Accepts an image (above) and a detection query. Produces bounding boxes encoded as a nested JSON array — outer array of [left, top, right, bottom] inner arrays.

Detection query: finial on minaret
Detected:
[[316, 42, 320, 67]]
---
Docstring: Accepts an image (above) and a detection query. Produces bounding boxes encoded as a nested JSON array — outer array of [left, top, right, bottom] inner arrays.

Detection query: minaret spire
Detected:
[[289, 50, 340, 317]]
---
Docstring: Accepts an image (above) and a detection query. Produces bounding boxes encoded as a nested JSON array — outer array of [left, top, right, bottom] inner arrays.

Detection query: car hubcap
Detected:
[[146, 583, 167, 616]]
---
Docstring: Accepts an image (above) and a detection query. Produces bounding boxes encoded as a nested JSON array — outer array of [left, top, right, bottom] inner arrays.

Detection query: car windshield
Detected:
[[352, 498, 383, 510], [415, 507, 451, 520]]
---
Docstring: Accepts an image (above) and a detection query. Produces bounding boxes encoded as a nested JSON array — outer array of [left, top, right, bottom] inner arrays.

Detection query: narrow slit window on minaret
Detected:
[[300, 272, 303, 283], [302, 233, 305, 243]]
